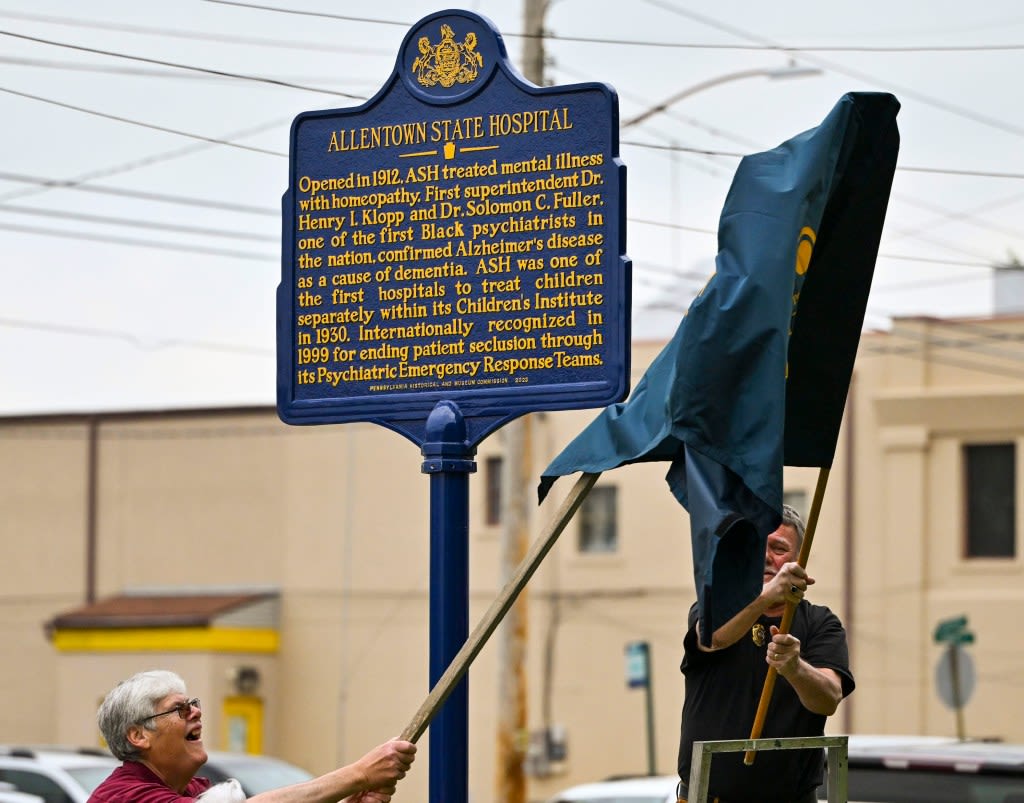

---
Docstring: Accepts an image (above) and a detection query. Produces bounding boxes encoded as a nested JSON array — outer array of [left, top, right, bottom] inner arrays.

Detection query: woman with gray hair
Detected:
[[90, 670, 414, 803]]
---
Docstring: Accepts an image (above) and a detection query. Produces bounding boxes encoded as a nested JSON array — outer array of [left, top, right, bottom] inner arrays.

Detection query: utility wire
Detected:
[[626, 217, 1007, 272], [0, 118, 288, 204], [621, 140, 1024, 180], [607, 61, 1024, 256], [4, 62, 1019, 182], [0, 85, 287, 156], [1, 6, 1019, 392], [8, 12, 1015, 181], [6, 293, 1024, 387], [617, 97, 1024, 253], [0, 221, 274, 261], [860, 328, 1024, 382], [202, 0, 409, 28], [0, 55, 378, 89], [898, 165, 1024, 181], [0, 55, 237, 78], [628, 217, 716, 235], [1, 159, 1008, 294], [641, 0, 1024, 142], [0, 105, 1010, 279], [889, 191, 1024, 245], [641, 262, 994, 319], [0, 192, 1001, 277], [0, 203, 277, 242], [0, 29, 364, 99], [2, 9, 1018, 308], [0, 171, 277, 215], [201, 1, 1024, 53], [0, 9, 389, 55], [0, 316, 272, 356], [876, 254, 1003, 270]]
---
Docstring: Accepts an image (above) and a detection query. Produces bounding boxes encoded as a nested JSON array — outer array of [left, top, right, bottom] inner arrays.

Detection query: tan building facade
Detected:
[[2, 314, 1022, 801]]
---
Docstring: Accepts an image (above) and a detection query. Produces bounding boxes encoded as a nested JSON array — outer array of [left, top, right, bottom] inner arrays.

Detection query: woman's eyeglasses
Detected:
[[138, 698, 200, 724]]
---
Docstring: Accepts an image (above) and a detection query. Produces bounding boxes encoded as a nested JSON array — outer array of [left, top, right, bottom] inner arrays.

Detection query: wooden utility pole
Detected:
[[495, 415, 531, 803], [495, 5, 547, 801]]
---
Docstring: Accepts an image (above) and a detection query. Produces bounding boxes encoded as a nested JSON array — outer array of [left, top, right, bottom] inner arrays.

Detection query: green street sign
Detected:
[[933, 615, 973, 644]]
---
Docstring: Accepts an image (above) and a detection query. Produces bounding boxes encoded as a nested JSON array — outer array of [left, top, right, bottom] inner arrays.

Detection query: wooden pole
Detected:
[[401, 472, 599, 743], [743, 467, 830, 765], [496, 6, 548, 799], [495, 415, 532, 802]]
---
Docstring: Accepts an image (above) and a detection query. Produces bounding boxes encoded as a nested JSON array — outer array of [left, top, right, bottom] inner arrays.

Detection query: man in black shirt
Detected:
[[677, 505, 854, 803]]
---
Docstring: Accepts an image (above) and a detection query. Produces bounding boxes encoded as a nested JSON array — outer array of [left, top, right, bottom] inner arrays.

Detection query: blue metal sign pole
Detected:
[[421, 401, 475, 803]]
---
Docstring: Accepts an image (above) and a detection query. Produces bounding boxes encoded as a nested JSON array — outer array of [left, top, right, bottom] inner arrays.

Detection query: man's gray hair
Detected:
[[97, 670, 187, 761], [781, 504, 806, 549]]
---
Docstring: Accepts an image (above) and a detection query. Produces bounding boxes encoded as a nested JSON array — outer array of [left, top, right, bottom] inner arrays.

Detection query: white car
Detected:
[[0, 782, 44, 803], [544, 774, 678, 803], [0, 747, 118, 803], [0, 746, 313, 803]]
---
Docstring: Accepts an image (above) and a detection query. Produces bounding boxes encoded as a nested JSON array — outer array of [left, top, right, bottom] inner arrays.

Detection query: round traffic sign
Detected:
[[935, 643, 976, 709]]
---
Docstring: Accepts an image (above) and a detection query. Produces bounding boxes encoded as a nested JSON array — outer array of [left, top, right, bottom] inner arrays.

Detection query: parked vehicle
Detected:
[[546, 735, 1024, 802], [821, 734, 1024, 802], [201, 752, 313, 795], [0, 746, 312, 803], [544, 774, 677, 803], [0, 747, 117, 803], [0, 781, 44, 803]]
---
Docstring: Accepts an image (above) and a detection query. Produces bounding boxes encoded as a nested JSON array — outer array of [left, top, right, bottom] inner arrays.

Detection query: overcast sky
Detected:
[[2, 0, 1022, 415]]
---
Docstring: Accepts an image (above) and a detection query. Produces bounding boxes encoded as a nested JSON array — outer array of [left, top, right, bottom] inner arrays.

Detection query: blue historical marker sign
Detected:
[[277, 8, 630, 447]]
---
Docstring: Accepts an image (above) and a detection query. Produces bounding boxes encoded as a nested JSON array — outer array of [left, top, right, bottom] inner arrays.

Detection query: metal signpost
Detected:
[[933, 614, 976, 740], [625, 640, 657, 777], [277, 10, 629, 803]]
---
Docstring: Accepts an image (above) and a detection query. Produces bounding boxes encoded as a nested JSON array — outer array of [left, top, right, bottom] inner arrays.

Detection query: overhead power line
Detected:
[[0, 29, 364, 99], [0, 316, 272, 356], [897, 165, 1024, 181], [202, 0, 408, 28], [0, 171, 278, 215], [0, 9, 389, 55], [0, 203, 277, 242], [0, 85, 287, 156], [0, 221, 275, 261], [877, 254, 1005, 270], [641, 0, 1024, 142], [1, 4, 1018, 325], [0, 55, 378, 90], [621, 139, 1024, 180], [0, 117, 288, 204], [890, 191, 1024, 245], [860, 325, 1024, 382], [0, 55, 239, 78], [201, 1, 1024, 53]]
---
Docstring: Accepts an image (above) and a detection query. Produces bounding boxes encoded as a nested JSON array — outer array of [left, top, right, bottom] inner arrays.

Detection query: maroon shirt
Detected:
[[89, 762, 212, 803]]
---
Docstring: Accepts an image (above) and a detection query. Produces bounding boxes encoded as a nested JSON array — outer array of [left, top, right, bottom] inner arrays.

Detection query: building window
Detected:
[[485, 456, 503, 526], [964, 443, 1016, 558], [579, 485, 618, 553]]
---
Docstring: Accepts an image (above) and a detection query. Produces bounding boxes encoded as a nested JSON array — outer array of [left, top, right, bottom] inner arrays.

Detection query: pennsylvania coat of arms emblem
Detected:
[[412, 23, 484, 88]]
